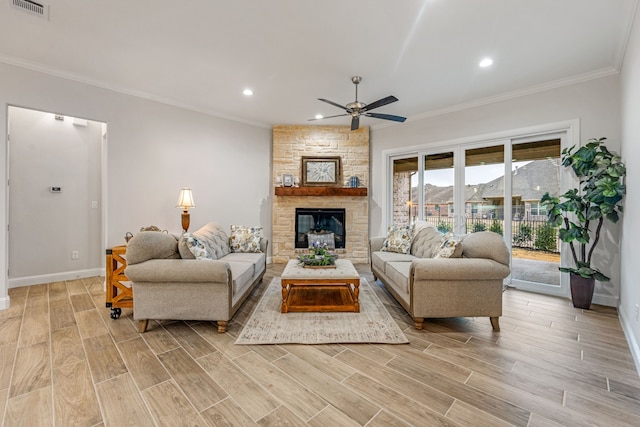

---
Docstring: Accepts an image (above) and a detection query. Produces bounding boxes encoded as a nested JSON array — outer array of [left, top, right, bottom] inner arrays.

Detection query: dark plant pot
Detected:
[[569, 273, 595, 309]]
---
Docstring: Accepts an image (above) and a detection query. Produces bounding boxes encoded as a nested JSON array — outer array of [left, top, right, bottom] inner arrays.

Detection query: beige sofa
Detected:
[[125, 222, 267, 333], [369, 226, 510, 331]]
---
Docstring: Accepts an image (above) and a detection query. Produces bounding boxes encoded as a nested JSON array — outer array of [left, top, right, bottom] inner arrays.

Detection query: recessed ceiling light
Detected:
[[243, 88, 253, 96], [315, 114, 323, 119], [479, 58, 493, 68]]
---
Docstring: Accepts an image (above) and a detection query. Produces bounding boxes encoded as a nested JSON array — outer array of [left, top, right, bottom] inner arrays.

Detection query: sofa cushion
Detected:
[[371, 250, 415, 275], [410, 226, 443, 258], [197, 222, 232, 259], [386, 261, 412, 294], [433, 232, 464, 258], [412, 219, 435, 233], [126, 232, 180, 265], [223, 251, 266, 267], [230, 225, 264, 253], [380, 225, 413, 254], [227, 261, 255, 296]]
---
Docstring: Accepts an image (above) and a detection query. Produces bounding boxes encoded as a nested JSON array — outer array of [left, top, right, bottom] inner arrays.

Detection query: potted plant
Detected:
[[541, 137, 626, 309]]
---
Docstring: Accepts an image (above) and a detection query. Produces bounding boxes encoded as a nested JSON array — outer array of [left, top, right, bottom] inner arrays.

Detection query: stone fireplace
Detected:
[[272, 125, 369, 263]]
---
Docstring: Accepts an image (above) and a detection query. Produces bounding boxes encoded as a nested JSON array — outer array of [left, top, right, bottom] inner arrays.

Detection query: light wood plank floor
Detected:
[[1, 263, 639, 426]]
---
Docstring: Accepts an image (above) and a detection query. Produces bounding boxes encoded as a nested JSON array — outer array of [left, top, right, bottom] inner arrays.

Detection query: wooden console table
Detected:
[[105, 245, 132, 319]]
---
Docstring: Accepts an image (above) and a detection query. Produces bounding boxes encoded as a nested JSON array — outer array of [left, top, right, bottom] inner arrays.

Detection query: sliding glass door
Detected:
[[423, 152, 455, 232], [509, 138, 562, 293], [387, 131, 567, 295], [464, 144, 506, 235]]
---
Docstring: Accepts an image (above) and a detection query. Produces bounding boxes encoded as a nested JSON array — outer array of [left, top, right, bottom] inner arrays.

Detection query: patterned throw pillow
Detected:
[[380, 224, 413, 254], [230, 225, 263, 253], [434, 232, 464, 258], [184, 233, 212, 260]]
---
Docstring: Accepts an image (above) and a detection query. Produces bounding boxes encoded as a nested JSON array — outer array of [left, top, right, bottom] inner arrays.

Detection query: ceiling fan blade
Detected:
[[351, 115, 360, 131], [365, 112, 407, 122], [318, 98, 350, 112], [307, 113, 349, 121], [362, 95, 398, 112]]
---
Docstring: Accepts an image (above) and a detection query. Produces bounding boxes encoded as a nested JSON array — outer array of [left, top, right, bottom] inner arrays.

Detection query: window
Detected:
[[530, 202, 547, 217]]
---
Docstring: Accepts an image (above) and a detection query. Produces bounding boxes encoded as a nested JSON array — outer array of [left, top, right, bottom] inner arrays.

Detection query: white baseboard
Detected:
[[619, 304, 640, 377], [8, 268, 105, 288], [0, 295, 9, 310], [592, 293, 619, 307]]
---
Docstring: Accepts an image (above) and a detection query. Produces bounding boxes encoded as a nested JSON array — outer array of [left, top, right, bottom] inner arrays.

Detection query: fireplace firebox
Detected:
[[295, 208, 345, 249]]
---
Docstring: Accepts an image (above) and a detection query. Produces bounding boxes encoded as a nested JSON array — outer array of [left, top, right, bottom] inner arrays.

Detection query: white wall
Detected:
[[9, 107, 102, 279], [0, 62, 271, 308], [620, 6, 640, 371], [370, 75, 622, 303]]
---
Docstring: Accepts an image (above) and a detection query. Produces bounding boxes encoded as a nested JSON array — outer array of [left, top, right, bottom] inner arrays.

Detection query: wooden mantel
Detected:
[[274, 187, 367, 197]]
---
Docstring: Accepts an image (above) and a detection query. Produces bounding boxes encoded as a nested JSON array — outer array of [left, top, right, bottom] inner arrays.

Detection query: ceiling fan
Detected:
[[309, 76, 407, 131]]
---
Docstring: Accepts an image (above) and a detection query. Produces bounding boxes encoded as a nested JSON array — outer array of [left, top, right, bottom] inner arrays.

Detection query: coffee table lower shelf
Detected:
[[281, 283, 360, 313], [280, 258, 361, 313]]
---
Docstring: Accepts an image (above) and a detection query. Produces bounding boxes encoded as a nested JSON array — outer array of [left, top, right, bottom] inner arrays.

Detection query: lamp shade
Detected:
[[176, 188, 196, 209]]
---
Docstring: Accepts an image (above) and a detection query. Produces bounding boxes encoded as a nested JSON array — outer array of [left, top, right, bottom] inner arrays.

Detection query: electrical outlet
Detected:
[[635, 304, 639, 321], [71, 251, 79, 260], [91, 201, 98, 209]]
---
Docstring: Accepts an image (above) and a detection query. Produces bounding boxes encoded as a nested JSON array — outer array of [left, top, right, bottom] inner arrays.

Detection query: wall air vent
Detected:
[[11, 0, 49, 20]]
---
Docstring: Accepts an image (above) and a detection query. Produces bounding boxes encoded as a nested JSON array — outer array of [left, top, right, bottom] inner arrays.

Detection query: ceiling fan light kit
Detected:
[[309, 76, 407, 130]]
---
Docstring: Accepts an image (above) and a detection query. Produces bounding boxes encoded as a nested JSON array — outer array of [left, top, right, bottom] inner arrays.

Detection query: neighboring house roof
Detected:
[[481, 159, 560, 201], [418, 159, 560, 204]]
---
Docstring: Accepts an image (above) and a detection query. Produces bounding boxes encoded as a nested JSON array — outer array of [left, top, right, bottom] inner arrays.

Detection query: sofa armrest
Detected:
[[126, 259, 231, 283], [260, 238, 269, 254], [411, 258, 510, 281], [369, 237, 386, 253]]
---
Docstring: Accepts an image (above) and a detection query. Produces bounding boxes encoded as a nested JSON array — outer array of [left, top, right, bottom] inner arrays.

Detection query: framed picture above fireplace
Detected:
[[301, 156, 341, 187]]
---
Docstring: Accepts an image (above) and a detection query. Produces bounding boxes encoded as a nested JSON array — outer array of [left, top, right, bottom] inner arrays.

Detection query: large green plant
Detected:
[[541, 138, 626, 281]]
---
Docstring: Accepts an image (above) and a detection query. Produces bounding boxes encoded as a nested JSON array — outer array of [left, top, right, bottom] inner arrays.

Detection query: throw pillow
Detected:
[[380, 224, 413, 254], [433, 232, 464, 258], [184, 233, 212, 260], [230, 225, 263, 253]]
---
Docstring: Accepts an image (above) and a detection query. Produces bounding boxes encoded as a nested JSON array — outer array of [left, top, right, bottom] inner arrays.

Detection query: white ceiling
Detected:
[[0, 0, 637, 129]]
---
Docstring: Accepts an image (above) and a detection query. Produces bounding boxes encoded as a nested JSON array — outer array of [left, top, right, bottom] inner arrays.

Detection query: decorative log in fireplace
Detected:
[[295, 208, 346, 249]]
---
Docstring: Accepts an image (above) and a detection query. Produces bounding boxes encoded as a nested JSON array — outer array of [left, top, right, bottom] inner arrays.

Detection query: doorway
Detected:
[[7, 106, 105, 286]]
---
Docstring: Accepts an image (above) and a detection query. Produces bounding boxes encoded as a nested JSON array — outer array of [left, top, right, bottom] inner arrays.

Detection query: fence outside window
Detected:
[[420, 217, 559, 253]]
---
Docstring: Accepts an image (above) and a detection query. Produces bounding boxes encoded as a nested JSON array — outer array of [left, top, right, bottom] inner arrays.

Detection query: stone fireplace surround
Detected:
[[272, 125, 369, 264]]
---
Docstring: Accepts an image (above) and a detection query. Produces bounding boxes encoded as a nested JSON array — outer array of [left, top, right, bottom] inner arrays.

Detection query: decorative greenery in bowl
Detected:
[[298, 242, 337, 267]]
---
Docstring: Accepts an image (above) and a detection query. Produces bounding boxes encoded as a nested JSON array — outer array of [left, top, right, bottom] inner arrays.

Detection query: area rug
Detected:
[[235, 277, 409, 345]]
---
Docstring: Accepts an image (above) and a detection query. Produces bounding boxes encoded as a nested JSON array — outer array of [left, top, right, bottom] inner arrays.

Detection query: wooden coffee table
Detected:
[[281, 259, 360, 313]]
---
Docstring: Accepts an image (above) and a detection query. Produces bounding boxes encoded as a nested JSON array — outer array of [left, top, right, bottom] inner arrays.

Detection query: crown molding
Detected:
[[0, 54, 271, 129], [372, 67, 619, 131]]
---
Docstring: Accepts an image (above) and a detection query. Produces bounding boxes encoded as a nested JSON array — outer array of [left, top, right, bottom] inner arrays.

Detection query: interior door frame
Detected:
[[6, 105, 107, 287]]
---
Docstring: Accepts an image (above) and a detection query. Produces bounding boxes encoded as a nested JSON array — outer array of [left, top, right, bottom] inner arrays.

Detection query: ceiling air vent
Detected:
[[11, 0, 49, 20]]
